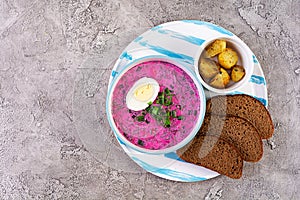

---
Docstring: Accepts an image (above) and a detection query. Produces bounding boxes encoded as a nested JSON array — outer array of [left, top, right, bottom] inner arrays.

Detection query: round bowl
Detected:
[[194, 36, 254, 94], [106, 55, 206, 154]]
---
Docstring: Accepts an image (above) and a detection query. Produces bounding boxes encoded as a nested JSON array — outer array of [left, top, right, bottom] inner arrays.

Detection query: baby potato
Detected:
[[205, 40, 227, 57], [231, 65, 245, 82], [218, 48, 238, 69], [199, 58, 220, 79], [209, 68, 230, 88]]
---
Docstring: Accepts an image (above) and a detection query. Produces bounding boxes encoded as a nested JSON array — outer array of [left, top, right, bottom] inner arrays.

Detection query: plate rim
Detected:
[[107, 20, 268, 182]]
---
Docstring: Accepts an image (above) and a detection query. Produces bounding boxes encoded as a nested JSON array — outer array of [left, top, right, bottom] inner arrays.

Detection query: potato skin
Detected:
[[205, 40, 227, 57], [209, 68, 230, 88], [199, 58, 220, 79], [199, 40, 245, 88], [231, 65, 245, 82], [218, 48, 238, 69]]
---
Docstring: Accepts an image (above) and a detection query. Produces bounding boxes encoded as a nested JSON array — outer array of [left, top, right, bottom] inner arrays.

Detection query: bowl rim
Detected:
[[194, 36, 254, 94], [106, 55, 206, 154]]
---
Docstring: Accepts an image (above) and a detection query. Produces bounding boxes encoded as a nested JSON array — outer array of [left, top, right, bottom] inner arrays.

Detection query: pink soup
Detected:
[[112, 61, 201, 150]]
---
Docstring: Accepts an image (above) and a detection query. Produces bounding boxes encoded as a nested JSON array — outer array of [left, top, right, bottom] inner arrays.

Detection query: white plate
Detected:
[[107, 20, 268, 182]]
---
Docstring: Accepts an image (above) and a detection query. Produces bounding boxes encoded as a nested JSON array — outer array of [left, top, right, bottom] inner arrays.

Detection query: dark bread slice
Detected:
[[177, 135, 243, 179], [198, 114, 263, 162], [206, 94, 274, 139]]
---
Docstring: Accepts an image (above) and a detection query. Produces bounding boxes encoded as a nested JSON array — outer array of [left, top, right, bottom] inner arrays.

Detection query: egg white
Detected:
[[126, 77, 160, 111]]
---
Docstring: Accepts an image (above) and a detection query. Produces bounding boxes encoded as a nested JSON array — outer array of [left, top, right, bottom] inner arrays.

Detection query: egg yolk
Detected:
[[134, 84, 154, 102]]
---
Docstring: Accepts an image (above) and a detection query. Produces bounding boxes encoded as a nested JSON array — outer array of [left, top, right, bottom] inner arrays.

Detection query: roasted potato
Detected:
[[205, 40, 226, 57], [210, 68, 230, 88], [199, 58, 220, 79], [218, 48, 238, 69], [231, 65, 245, 82]]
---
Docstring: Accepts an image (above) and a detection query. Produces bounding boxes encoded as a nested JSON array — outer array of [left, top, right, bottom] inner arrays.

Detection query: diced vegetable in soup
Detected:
[[112, 61, 201, 150]]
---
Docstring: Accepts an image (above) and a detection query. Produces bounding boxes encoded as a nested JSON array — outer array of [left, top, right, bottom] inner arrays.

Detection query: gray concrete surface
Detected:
[[0, 0, 299, 199]]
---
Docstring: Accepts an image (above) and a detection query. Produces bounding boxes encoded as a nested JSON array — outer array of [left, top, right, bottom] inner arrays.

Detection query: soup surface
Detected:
[[112, 61, 201, 150]]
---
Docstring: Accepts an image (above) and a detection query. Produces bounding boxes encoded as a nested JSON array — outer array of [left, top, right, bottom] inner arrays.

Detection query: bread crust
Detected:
[[198, 114, 263, 162], [206, 94, 274, 139], [177, 135, 243, 179]]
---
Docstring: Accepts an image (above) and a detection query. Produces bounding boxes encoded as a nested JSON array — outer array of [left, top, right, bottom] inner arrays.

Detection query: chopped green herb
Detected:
[[138, 139, 144, 146], [135, 87, 182, 128], [171, 110, 177, 118], [151, 106, 160, 115], [164, 117, 171, 127], [177, 116, 183, 120], [165, 96, 173, 106], [164, 88, 170, 94], [166, 111, 170, 117], [157, 98, 163, 105], [145, 106, 151, 112], [136, 115, 145, 122], [161, 94, 164, 104], [165, 102, 170, 106]]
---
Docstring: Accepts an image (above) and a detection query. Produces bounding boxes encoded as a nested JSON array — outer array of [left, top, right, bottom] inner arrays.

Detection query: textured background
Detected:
[[0, 0, 299, 199]]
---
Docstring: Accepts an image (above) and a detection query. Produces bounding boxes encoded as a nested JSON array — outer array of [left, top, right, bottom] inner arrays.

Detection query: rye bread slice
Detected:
[[177, 135, 243, 179], [198, 114, 263, 162], [206, 94, 274, 139]]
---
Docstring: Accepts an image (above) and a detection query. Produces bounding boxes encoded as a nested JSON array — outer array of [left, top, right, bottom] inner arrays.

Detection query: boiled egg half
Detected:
[[126, 77, 160, 111]]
